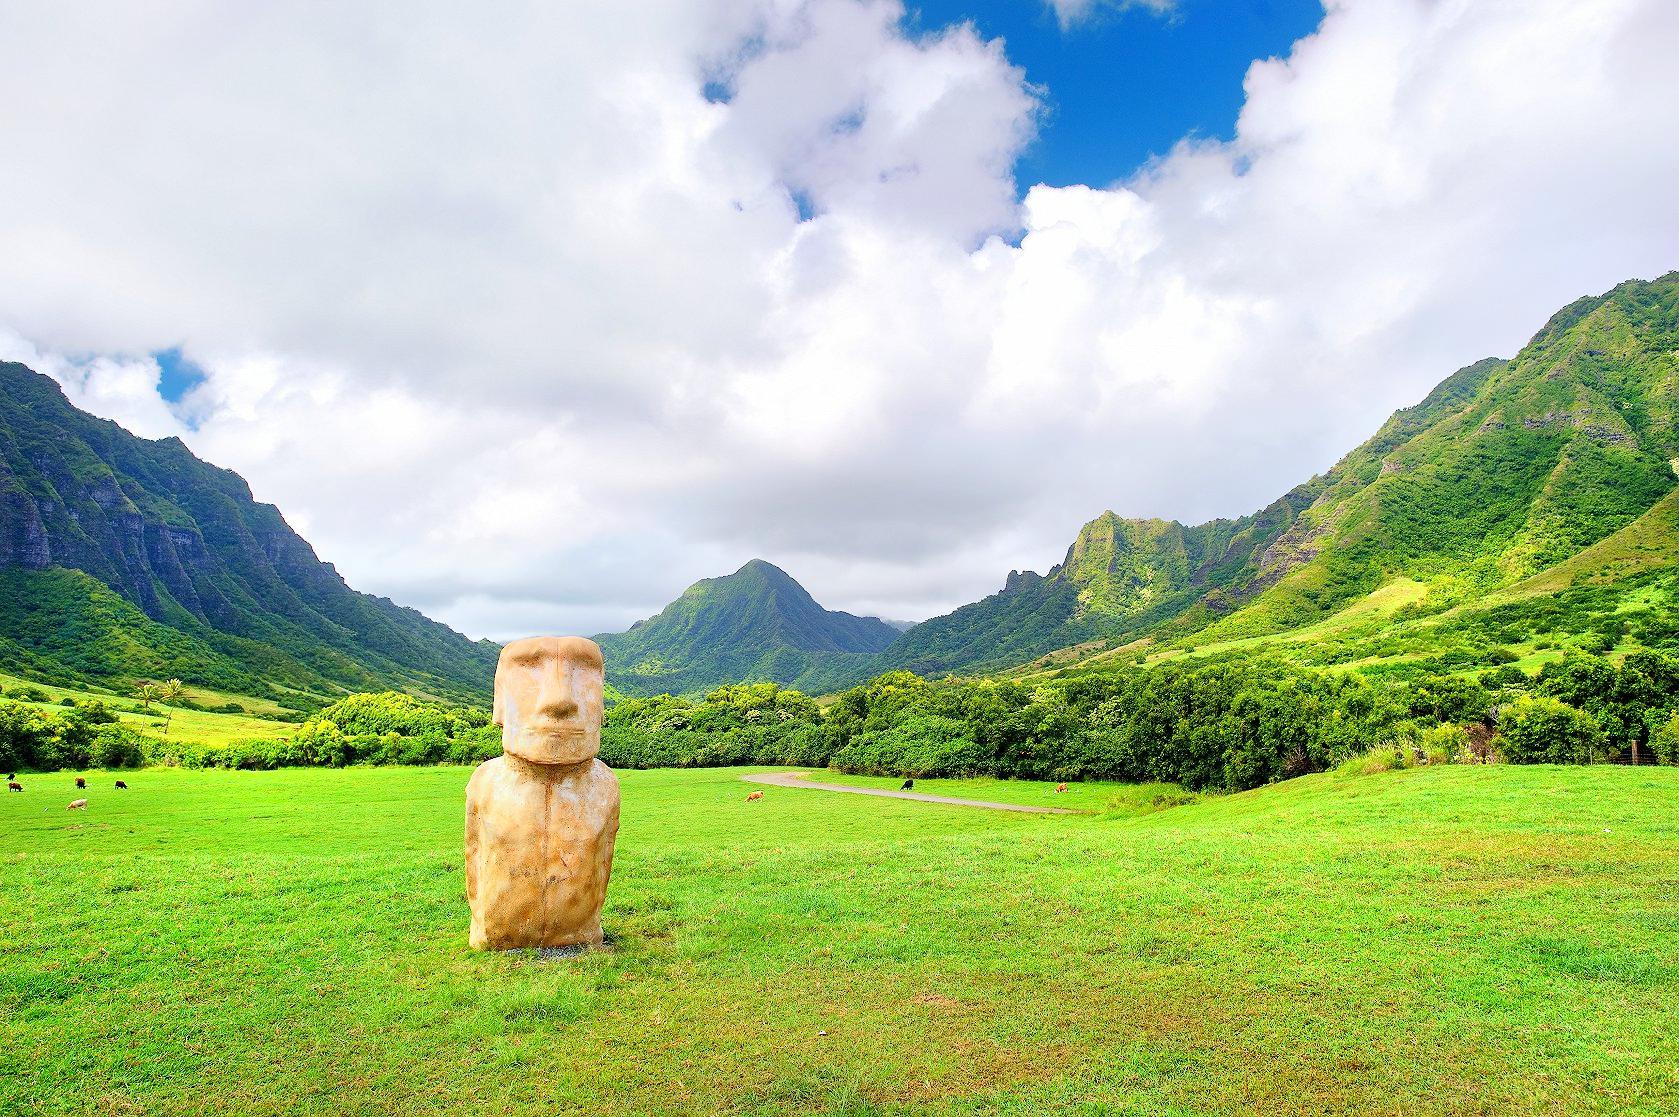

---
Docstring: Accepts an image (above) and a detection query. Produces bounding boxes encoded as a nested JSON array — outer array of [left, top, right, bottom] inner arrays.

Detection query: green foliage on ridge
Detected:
[[873, 273, 1679, 679], [0, 362, 498, 705], [594, 559, 898, 696]]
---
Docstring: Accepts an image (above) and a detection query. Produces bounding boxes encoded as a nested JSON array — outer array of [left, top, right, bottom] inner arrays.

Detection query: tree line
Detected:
[[4, 652, 1677, 785]]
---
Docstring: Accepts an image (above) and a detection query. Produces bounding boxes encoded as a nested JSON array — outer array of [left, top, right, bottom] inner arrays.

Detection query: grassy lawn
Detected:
[[3, 764, 1677, 1115], [788, 771, 1196, 814], [105, 703, 295, 749], [1, 669, 296, 750]]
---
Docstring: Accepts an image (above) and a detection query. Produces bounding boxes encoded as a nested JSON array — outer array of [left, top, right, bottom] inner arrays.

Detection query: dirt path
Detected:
[[740, 771, 1078, 814]]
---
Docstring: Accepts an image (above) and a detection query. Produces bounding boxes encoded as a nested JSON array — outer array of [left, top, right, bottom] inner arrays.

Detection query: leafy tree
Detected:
[[1498, 696, 1605, 764]]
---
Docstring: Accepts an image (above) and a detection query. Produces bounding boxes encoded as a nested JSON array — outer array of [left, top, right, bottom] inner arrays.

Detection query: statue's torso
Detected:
[[465, 757, 620, 950]]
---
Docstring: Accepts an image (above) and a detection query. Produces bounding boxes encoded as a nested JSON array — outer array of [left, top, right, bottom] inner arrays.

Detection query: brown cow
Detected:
[[746, 790, 764, 802], [1055, 782, 1068, 793], [68, 798, 88, 810], [6, 781, 21, 793], [75, 777, 86, 790]]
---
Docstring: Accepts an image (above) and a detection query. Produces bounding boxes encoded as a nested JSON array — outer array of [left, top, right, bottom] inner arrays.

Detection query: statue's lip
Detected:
[[521, 724, 586, 736]]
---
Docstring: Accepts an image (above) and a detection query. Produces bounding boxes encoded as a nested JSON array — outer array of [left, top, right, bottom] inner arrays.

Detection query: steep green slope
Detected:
[[876, 273, 1679, 682], [0, 363, 497, 703], [871, 489, 1320, 677], [595, 559, 899, 696], [1045, 488, 1679, 684], [1190, 274, 1679, 644]]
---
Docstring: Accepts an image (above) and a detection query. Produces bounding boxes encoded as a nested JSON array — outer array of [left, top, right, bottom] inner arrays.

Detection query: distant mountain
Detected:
[[0, 362, 497, 704], [869, 494, 1315, 677], [868, 273, 1679, 680], [594, 559, 899, 695], [8, 274, 1674, 706]]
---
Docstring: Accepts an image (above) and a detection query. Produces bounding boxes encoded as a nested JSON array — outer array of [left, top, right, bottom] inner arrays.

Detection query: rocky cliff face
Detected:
[[0, 362, 497, 700]]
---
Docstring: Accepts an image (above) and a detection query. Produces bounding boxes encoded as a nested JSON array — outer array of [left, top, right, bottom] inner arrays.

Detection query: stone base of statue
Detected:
[[465, 755, 620, 950]]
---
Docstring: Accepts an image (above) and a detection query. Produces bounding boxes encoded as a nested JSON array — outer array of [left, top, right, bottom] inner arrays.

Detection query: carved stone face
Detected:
[[493, 636, 605, 766]]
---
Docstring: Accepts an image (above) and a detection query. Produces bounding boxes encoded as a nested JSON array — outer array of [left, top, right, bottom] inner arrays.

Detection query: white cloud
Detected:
[[1044, 0, 1176, 32], [1, 0, 1677, 640]]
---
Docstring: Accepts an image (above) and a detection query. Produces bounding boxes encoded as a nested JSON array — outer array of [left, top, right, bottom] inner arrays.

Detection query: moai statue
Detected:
[[465, 636, 620, 950]]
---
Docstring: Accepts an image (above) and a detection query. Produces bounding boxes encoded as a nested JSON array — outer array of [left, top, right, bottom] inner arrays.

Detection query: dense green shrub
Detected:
[[0, 701, 57, 773], [830, 715, 989, 778], [91, 725, 147, 769], [0, 698, 139, 771], [1650, 714, 1679, 765], [1498, 697, 1606, 763], [1418, 723, 1471, 764]]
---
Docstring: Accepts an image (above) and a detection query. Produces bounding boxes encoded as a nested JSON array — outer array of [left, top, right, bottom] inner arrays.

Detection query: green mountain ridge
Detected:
[[860, 272, 1679, 682], [594, 559, 899, 696], [3, 273, 1675, 703], [0, 362, 497, 705]]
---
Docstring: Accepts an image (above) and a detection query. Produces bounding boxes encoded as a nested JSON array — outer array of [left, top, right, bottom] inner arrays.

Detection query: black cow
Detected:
[[900, 778, 914, 791]]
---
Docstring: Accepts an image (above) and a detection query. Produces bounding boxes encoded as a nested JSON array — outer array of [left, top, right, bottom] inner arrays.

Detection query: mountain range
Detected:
[[1, 272, 1675, 702], [870, 274, 1679, 677], [0, 362, 496, 705]]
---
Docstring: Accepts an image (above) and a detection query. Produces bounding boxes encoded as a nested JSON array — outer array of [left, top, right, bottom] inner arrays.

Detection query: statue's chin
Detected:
[[506, 731, 596, 767]]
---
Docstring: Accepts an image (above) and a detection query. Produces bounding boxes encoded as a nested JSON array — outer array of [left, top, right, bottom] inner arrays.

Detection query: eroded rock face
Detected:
[[465, 636, 620, 951]]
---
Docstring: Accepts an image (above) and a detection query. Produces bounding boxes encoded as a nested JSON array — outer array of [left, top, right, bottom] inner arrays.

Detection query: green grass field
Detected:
[[1, 669, 296, 750], [3, 764, 1677, 1115]]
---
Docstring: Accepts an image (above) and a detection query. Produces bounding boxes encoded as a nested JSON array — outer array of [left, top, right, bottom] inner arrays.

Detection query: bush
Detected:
[[91, 725, 147, 769], [1334, 745, 1411, 778], [1482, 665, 1528, 689], [830, 715, 990, 778], [1648, 714, 1679, 765], [0, 701, 55, 773], [1418, 723, 1471, 765], [1498, 697, 1605, 764]]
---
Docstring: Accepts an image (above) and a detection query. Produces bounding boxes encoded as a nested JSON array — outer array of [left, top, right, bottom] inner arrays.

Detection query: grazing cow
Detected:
[[68, 798, 88, 810], [75, 777, 86, 790], [115, 780, 128, 790], [6, 781, 21, 793], [900, 778, 914, 790], [1055, 782, 1068, 793], [746, 790, 764, 802]]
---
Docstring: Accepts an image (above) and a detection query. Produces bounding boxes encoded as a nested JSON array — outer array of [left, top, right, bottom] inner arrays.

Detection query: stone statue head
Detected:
[[493, 636, 605, 766]]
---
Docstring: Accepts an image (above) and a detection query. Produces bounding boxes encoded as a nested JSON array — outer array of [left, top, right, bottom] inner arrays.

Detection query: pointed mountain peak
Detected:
[[597, 561, 900, 695], [733, 557, 796, 581]]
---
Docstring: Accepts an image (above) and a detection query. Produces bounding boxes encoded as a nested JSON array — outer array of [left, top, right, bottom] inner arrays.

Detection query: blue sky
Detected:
[[909, 0, 1323, 187], [152, 347, 207, 404]]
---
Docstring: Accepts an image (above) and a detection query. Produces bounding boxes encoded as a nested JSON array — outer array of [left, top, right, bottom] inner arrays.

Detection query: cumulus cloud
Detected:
[[1, 0, 1677, 638]]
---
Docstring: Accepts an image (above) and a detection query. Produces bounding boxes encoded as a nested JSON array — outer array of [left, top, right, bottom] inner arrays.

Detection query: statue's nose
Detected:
[[536, 674, 578, 718]]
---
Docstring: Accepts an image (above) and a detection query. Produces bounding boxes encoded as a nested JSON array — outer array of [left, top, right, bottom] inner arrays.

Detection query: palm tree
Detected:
[[134, 681, 159, 711], [157, 679, 185, 739]]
